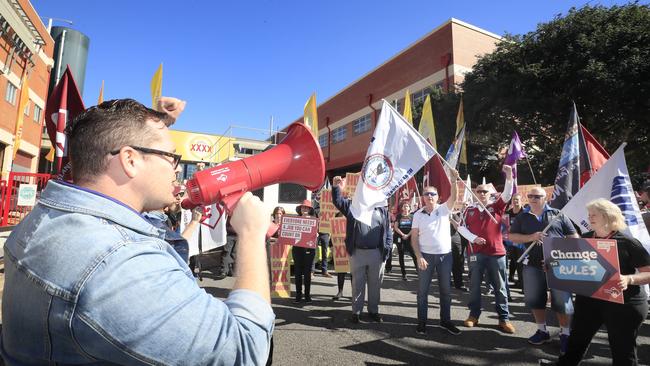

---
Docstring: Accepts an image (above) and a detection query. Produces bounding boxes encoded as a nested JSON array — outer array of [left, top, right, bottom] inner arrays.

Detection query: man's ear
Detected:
[[117, 148, 141, 178]]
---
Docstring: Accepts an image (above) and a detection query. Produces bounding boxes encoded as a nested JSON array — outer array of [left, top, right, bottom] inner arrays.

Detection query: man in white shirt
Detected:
[[411, 168, 460, 335]]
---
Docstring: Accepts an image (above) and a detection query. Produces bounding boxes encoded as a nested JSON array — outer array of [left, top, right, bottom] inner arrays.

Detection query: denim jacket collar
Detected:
[[39, 180, 165, 239]]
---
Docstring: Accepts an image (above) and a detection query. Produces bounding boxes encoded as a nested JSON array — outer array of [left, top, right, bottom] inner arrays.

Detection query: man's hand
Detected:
[[333, 176, 345, 190], [449, 168, 459, 180], [158, 96, 186, 121], [502, 164, 513, 178], [617, 275, 633, 291], [473, 237, 486, 245], [417, 256, 428, 271], [531, 232, 546, 243], [190, 207, 204, 223], [230, 192, 269, 241]]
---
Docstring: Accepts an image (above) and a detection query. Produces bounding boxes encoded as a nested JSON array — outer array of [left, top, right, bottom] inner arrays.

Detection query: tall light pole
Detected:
[[41, 17, 73, 33]]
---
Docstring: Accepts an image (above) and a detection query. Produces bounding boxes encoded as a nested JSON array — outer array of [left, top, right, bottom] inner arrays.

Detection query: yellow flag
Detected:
[[303, 93, 318, 136], [402, 89, 413, 125], [418, 95, 437, 150], [151, 63, 163, 110], [45, 146, 55, 162], [98, 80, 104, 104], [13, 73, 30, 159], [455, 96, 467, 164]]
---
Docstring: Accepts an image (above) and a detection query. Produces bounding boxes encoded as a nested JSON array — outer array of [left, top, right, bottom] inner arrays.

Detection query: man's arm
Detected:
[[500, 165, 514, 203], [181, 208, 203, 240], [331, 176, 351, 216], [230, 192, 271, 303], [445, 168, 460, 211]]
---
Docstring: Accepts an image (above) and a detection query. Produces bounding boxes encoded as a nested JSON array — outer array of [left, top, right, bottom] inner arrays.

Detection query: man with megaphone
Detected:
[[1, 98, 275, 365]]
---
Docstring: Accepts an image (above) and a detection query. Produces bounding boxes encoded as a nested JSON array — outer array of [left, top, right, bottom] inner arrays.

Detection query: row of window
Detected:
[[318, 113, 372, 147], [5, 82, 43, 123]]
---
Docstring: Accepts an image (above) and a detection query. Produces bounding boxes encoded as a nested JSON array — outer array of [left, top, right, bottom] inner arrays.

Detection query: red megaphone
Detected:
[[181, 122, 325, 213]]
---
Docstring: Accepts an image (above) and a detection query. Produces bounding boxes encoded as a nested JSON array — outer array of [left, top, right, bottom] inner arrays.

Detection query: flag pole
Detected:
[[525, 156, 538, 185], [435, 152, 499, 224]]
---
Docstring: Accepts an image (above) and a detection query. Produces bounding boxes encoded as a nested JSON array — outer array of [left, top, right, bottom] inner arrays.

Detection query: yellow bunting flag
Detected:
[[303, 93, 318, 136], [418, 94, 436, 150], [13, 73, 30, 159], [403, 89, 413, 125], [98, 80, 104, 104], [151, 63, 163, 110]]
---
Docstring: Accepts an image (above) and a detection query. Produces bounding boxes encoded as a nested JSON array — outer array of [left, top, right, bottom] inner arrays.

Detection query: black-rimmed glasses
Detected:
[[110, 146, 182, 169]]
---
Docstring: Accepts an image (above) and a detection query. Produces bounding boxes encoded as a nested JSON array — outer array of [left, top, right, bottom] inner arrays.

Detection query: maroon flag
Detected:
[[394, 177, 420, 212], [578, 123, 609, 187], [423, 155, 451, 203], [45, 66, 85, 178]]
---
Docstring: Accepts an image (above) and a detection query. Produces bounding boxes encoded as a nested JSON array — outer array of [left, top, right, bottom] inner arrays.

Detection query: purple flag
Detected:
[[503, 131, 526, 193]]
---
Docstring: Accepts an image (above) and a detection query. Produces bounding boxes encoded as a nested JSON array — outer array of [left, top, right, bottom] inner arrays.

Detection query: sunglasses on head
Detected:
[[527, 194, 545, 200], [423, 192, 438, 197]]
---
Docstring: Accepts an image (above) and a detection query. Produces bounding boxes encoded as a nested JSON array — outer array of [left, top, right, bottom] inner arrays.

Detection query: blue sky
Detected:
[[32, 0, 631, 140]]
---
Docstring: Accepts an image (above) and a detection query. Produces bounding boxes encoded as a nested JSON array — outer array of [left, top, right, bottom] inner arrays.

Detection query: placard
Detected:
[[318, 189, 338, 234], [344, 172, 360, 197], [543, 237, 622, 304], [277, 215, 319, 248], [270, 240, 291, 298], [17, 183, 37, 207], [331, 216, 350, 273]]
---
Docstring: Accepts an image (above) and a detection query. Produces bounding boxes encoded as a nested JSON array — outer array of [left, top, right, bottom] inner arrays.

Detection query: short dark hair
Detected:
[[66, 99, 173, 183]]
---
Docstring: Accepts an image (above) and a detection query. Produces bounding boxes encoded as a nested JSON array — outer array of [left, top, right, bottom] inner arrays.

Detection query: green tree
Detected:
[[460, 3, 650, 187]]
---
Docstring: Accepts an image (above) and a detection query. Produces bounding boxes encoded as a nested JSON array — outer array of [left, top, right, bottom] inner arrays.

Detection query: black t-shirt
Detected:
[[510, 206, 576, 268], [395, 214, 413, 235], [583, 231, 650, 305]]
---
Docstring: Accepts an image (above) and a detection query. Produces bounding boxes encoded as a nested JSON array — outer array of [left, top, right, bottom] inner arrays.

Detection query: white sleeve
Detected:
[[458, 226, 478, 243], [500, 178, 513, 203]]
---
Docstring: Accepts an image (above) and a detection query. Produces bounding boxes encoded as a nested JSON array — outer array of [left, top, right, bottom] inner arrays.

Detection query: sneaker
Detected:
[[322, 271, 333, 278], [416, 322, 426, 335], [440, 321, 461, 335], [332, 292, 342, 301], [455, 286, 469, 292], [349, 313, 360, 324], [538, 360, 556, 366], [368, 313, 383, 323], [498, 321, 516, 334], [293, 296, 302, 303], [402, 274, 409, 281], [560, 334, 569, 355], [463, 316, 479, 327], [303, 296, 312, 303], [528, 330, 551, 345]]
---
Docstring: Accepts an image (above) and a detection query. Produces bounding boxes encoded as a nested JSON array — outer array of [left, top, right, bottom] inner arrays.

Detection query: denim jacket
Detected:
[[331, 186, 392, 261], [1, 180, 274, 365]]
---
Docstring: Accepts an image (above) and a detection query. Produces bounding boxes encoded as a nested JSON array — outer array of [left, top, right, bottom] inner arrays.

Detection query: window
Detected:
[[353, 114, 371, 135], [318, 134, 328, 147], [23, 101, 30, 116], [33, 105, 42, 123], [278, 183, 306, 203], [331, 126, 347, 144], [5, 82, 17, 105], [412, 87, 432, 105]]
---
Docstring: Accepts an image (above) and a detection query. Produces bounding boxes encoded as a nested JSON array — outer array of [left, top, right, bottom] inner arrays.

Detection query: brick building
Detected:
[[278, 18, 501, 177], [0, 0, 53, 179]]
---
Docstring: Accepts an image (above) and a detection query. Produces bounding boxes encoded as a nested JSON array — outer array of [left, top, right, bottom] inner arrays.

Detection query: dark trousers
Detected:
[[558, 295, 648, 366], [507, 244, 524, 284], [293, 247, 315, 298], [220, 234, 237, 276], [451, 238, 467, 288], [337, 272, 351, 292], [312, 233, 330, 273], [386, 237, 416, 274]]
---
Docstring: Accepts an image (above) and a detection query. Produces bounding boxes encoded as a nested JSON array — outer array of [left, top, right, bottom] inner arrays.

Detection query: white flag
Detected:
[[351, 100, 436, 225], [463, 174, 473, 203], [181, 204, 228, 257], [562, 144, 650, 254]]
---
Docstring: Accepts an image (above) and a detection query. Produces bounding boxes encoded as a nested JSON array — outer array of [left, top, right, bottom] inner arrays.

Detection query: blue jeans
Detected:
[[417, 252, 452, 322], [468, 253, 509, 320], [523, 265, 574, 314]]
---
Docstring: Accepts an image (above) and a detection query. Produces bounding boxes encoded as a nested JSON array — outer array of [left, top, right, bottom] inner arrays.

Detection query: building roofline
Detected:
[[283, 18, 502, 131]]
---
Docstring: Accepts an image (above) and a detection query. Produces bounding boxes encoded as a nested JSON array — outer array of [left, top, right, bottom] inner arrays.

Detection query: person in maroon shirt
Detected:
[[458, 165, 516, 334]]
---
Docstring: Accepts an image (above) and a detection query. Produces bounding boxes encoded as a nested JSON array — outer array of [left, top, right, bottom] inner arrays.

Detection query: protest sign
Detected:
[[544, 237, 622, 304], [344, 172, 360, 197], [278, 214, 319, 248], [331, 216, 350, 273], [318, 189, 338, 234], [181, 204, 227, 257], [270, 241, 291, 298]]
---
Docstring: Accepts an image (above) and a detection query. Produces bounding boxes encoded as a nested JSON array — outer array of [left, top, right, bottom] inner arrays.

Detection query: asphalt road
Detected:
[[200, 256, 650, 366]]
